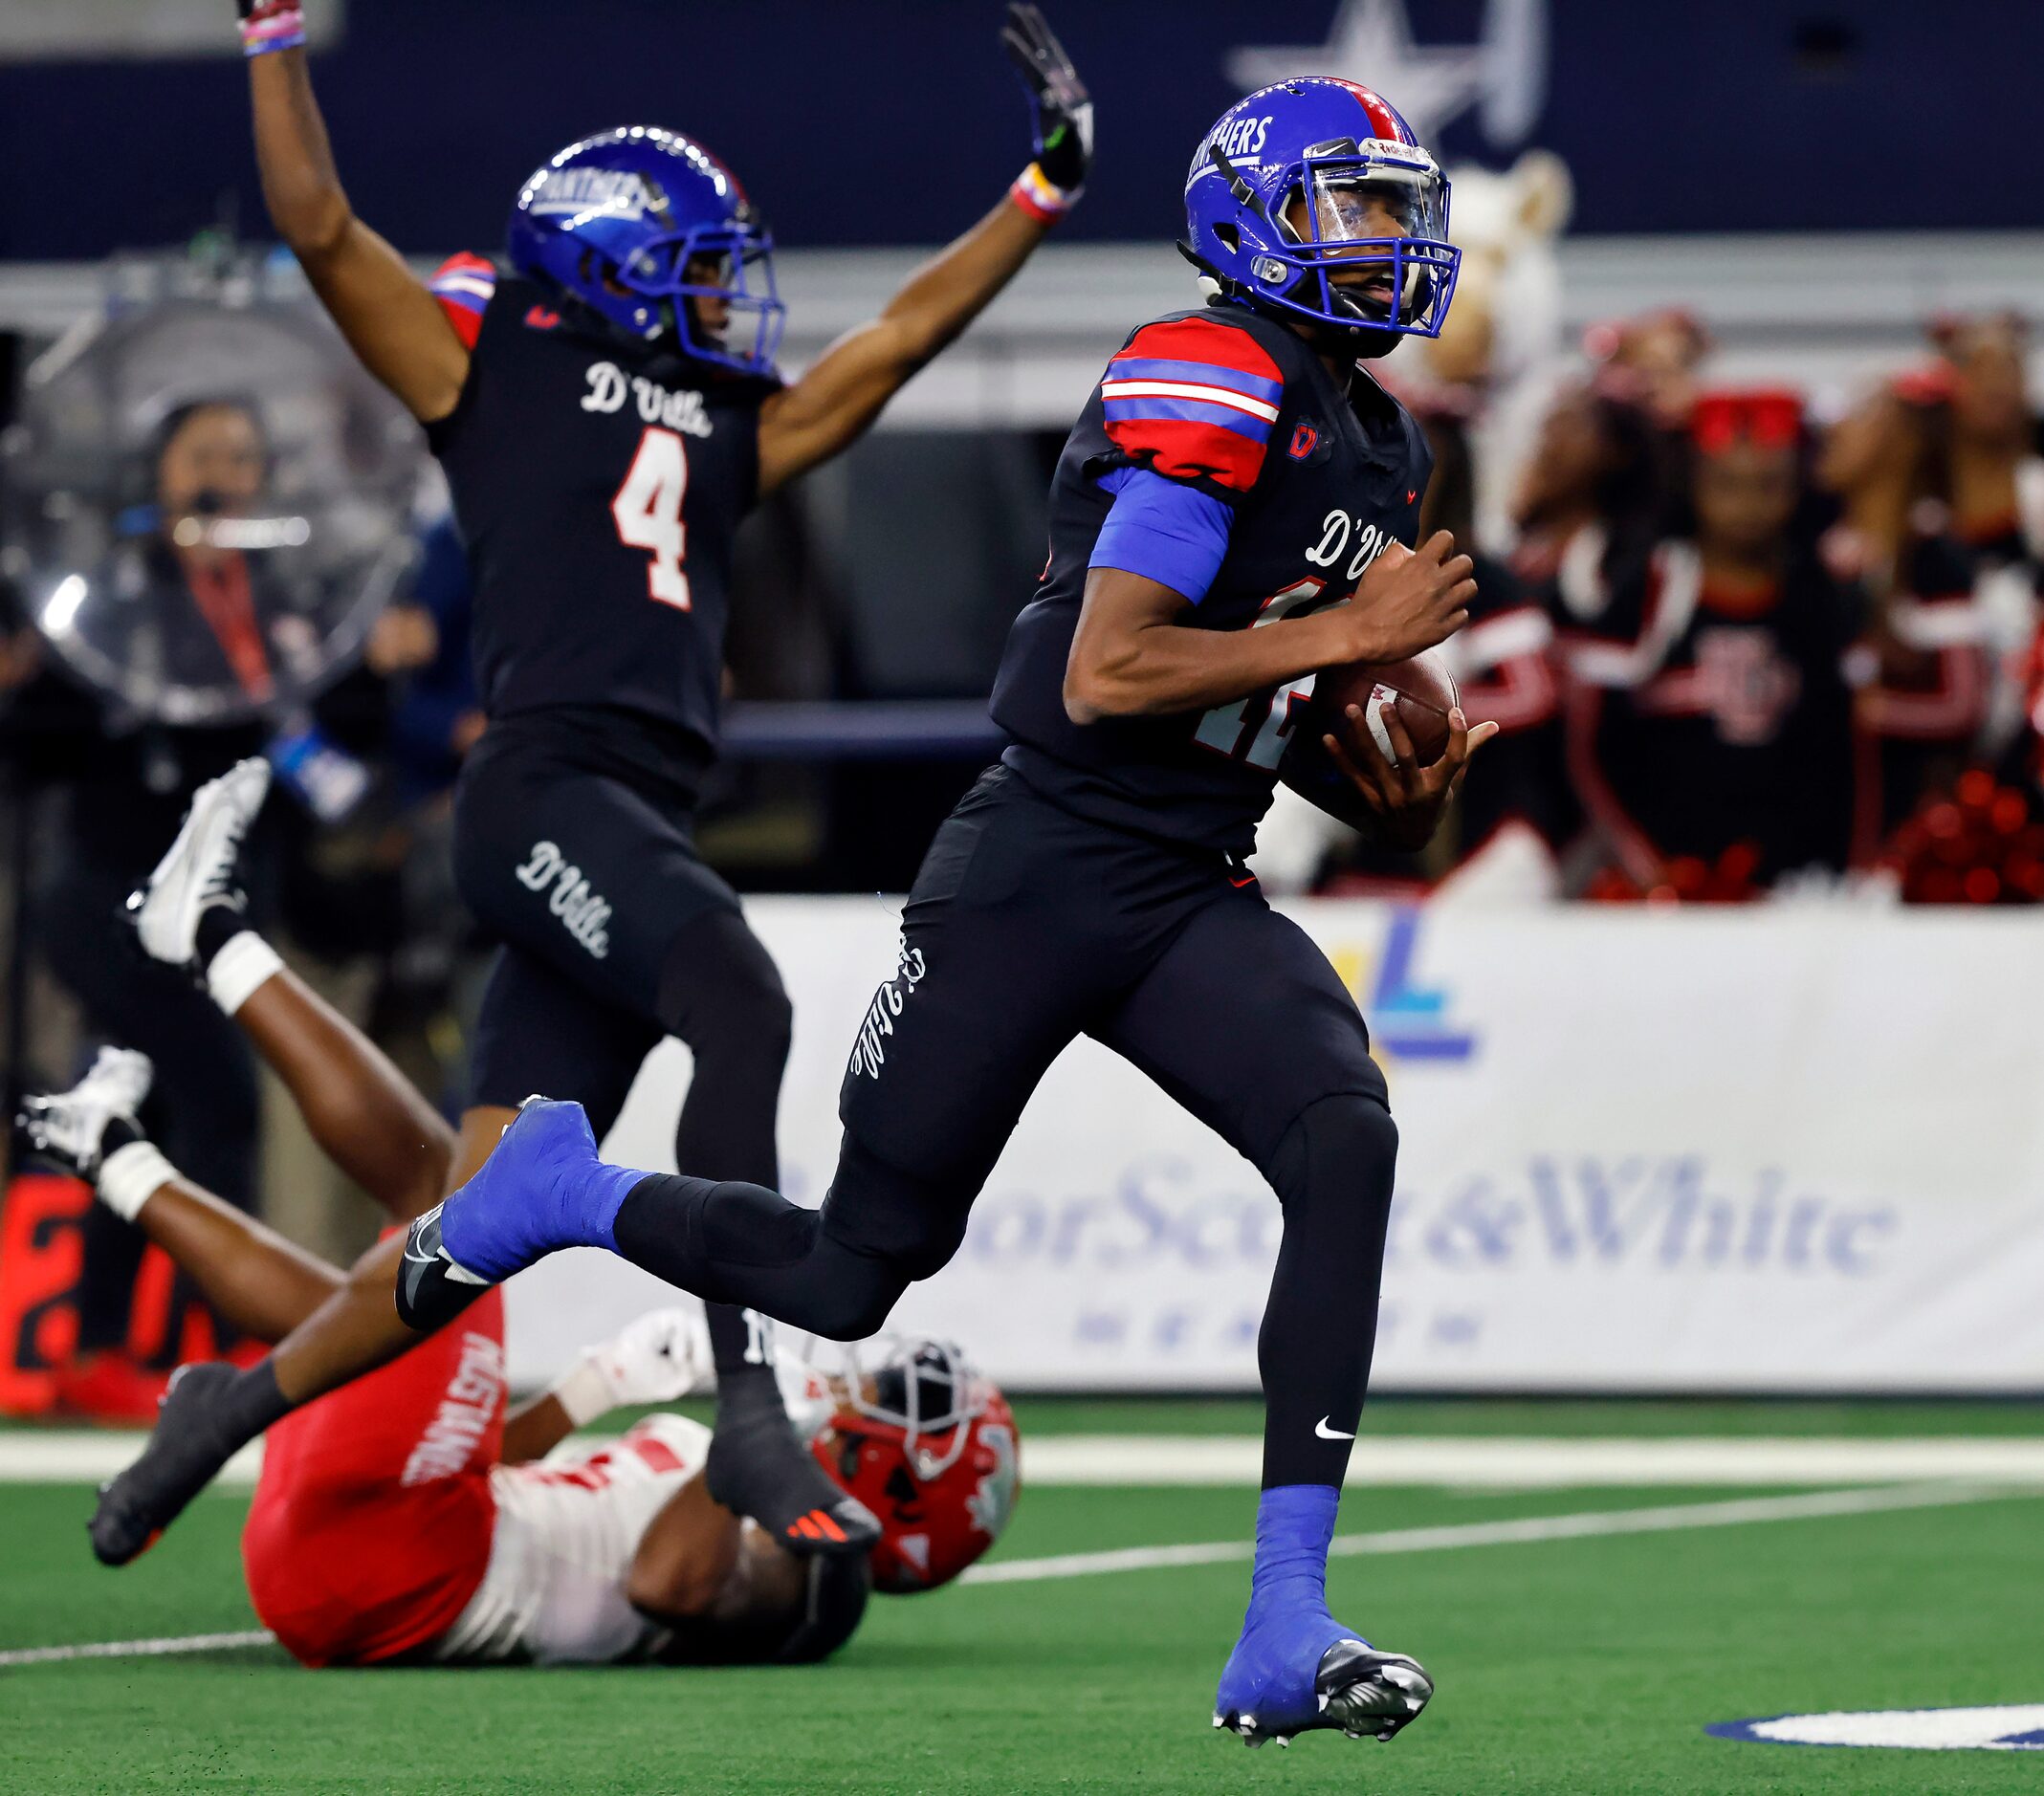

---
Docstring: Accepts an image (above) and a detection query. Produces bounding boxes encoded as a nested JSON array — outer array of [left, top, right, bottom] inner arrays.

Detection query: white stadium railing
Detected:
[[7, 231, 2043, 428]]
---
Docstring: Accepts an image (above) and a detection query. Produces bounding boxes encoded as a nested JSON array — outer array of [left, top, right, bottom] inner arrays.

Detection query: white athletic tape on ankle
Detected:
[[550, 1357, 618, 1429], [98, 1141, 179, 1223], [207, 932, 284, 1015]]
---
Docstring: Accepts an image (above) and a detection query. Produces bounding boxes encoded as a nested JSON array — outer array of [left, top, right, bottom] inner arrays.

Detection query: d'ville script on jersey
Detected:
[[581, 361, 714, 438]]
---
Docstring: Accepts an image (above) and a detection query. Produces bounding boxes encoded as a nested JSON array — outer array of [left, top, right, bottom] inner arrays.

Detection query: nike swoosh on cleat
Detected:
[[1314, 1416, 1356, 1440]]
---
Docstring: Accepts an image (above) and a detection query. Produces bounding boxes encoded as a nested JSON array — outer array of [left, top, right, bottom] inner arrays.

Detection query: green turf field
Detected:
[[4, 1400, 2041, 1794]]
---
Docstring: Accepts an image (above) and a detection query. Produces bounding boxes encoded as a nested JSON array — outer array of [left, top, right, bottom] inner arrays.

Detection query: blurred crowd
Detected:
[[1308, 308, 2044, 905]]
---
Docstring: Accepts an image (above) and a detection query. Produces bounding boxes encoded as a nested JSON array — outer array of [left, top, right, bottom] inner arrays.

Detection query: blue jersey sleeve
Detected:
[[1088, 466, 1235, 605]]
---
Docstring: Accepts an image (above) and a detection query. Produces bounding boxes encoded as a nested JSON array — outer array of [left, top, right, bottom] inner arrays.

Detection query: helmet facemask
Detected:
[[841, 1336, 983, 1480], [588, 222, 785, 374], [1277, 152, 1456, 336]]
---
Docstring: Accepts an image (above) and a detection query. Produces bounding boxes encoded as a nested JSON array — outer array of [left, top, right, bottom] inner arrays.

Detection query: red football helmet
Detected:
[[810, 1337, 1019, 1594]]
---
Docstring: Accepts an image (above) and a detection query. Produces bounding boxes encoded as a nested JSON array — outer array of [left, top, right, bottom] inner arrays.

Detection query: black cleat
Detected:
[[396, 1203, 496, 1333], [89, 1362, 248, 1566], [1213, 1638, 1434, 1750], [1315, 1638, 1434, 1743], [706, 1390, 881, 1561]]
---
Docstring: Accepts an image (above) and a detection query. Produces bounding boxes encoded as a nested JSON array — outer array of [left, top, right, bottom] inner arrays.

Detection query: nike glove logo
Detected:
[[400, 1207, 445, 1263], [1314, 1416, 1356, 1440]]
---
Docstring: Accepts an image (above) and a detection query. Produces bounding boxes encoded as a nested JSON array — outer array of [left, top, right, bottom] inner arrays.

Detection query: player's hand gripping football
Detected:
[[1337, 532, 1478, 666], [1321, 700, 1499, 853], [1002, 4, 1093, 194]]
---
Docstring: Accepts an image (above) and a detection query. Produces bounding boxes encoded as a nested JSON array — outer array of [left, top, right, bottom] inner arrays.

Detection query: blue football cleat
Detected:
[[398, 1096, 636, 1331], [1213, 1608, 1433, 1748], [1213, 1481, 1432, 1749]]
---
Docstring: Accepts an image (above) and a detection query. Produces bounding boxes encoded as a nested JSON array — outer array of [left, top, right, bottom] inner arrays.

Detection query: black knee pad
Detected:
[[1268, 1092, 1399, 1212], [801, 1267, 909, 1344], [656, 909, 793, 1057], [821, 1135, 974, 1282]]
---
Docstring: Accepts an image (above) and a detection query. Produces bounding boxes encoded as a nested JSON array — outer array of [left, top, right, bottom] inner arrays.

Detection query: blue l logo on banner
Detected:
[[1369, 907, 1477, 1062]]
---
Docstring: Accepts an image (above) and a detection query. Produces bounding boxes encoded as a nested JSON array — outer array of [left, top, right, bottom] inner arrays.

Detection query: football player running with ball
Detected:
[[90, 0, 1090, 1565], [103, 77, 1494, 1747]]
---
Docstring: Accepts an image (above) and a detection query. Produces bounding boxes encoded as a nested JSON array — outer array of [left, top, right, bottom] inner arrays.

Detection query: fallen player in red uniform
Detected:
[[22, 963, 1017, 1665]]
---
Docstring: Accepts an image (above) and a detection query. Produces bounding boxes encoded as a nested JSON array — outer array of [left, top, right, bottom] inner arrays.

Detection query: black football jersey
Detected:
[[427, 257, 774, 792], [990, 304, 1431, 856]]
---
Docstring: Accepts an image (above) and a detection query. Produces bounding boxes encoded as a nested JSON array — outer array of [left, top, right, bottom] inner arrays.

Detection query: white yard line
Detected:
[[5, 1479, 2027, 1666], [1020, 1435, 2044, 1487], [959, 1478, 2031, 1584], [11, 1432, 2044, 1488], [0, 1435, 264, 1485], [0, 1630, 276, 1669]]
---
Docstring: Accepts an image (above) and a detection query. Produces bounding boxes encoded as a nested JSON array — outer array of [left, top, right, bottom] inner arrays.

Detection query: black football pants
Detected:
[[614, 764, 1400, 1488], [453, 729, 791, 1381]]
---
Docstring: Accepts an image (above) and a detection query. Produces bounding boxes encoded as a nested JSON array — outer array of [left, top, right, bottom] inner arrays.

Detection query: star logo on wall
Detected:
[[1225, 0, 1547, 149]]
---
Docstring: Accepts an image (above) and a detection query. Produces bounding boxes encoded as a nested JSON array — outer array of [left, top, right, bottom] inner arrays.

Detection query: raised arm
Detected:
[[756, 4, 1092, 493], [239, 3, 469, 423]]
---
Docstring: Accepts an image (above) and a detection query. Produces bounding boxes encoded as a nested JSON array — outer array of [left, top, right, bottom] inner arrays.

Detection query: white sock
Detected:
[[98, 1140, 180, 1223], [206, 931, 284, 1016]]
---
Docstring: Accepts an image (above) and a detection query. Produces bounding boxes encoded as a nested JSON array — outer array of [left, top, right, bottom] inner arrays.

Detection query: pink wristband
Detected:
[[1009, 163, 1080, 226], [241, 0, 307, 55]]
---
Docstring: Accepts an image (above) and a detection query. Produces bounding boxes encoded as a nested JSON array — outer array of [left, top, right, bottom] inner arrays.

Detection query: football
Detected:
[[1310, 645, 1462, 768]]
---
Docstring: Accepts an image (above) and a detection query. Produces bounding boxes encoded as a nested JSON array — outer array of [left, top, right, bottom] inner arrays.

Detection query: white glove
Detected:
[[549, 1306, 713, 1427]]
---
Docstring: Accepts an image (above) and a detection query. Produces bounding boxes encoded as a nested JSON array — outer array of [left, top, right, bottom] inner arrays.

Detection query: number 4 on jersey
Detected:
[[611, 427, 691, 609]]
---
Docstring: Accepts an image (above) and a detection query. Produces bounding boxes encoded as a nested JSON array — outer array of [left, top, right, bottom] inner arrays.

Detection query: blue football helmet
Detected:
[[1183, 79, 1461, 354], [506, 127, 784, 377]]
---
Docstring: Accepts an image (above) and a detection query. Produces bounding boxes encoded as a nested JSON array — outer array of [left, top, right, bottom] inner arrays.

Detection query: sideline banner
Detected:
[[504, 899, 2044, 1394]]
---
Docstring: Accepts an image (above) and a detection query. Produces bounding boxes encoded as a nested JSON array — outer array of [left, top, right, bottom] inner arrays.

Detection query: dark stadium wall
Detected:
[[0, 0, 2030, 259]]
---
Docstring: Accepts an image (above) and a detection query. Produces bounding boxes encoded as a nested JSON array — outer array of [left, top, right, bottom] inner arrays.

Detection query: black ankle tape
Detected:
[[193, 902, 249, 972], [220, 1358, 293, 1442], [99, 1113, 146, 1159], [714, 1361, 785, 1413]]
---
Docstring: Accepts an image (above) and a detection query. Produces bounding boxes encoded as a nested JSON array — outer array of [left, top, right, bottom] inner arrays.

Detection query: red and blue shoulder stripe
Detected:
[[429, 252, 497, 348], [1098, 317, 1286, 494]]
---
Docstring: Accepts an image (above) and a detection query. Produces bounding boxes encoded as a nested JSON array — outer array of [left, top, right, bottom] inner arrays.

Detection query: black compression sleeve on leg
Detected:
[[1256, 1094, 1399, 1490], [609, 1170, 909, 1343], [654, 909, 798, 1385], [656, 908, 792, 1191]]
